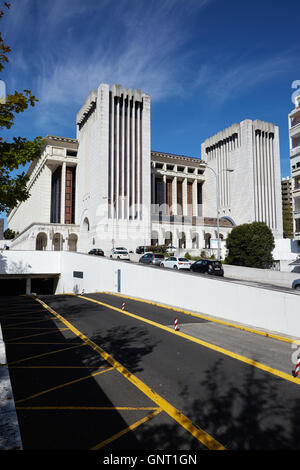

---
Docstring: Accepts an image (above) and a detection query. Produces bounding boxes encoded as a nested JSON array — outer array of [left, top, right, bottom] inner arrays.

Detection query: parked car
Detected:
[[190, 259, 224, 276], [160, 257, 192, 270], [88, 248, 104, 256], [292, 279, 300, 290], [139, 253, 165, 266], [136, 246, 148, 254], [111, 250, 130, 261], [112, 247, 128, 253], [166, 245, 177, 254]]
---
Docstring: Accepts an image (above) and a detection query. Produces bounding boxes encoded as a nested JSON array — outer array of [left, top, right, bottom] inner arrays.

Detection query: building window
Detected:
[[50, 166, 61, 223]]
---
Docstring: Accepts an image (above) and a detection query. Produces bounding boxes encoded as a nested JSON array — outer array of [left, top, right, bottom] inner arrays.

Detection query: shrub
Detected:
[[225, 222, 275, 269]]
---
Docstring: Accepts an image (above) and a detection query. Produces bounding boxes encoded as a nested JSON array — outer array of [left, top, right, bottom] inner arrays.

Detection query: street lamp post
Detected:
[[202, 164, 234, 261]]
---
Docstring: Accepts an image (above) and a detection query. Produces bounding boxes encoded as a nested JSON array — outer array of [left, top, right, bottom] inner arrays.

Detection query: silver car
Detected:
[[139, 253, 165, 265]]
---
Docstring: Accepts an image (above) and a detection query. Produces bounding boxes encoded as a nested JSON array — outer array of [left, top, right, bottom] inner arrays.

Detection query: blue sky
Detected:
[[1, 0, 300, 228]]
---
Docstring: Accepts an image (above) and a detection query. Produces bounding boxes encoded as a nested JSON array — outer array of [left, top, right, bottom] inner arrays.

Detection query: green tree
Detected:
[[225, 222, 275, 269], [4, 227, 17, 239], [282, 206, 293, 239], [0, 1, 43, 213]]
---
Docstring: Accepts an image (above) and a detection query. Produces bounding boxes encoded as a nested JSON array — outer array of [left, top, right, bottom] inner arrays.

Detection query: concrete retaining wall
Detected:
[[223, 264, 300, 288]]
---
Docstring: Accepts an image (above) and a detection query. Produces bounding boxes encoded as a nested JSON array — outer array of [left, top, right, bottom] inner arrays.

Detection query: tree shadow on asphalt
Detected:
[[5, 296, 300, 451], [125, 358, 300, 451], [40, 294, 159, 374]]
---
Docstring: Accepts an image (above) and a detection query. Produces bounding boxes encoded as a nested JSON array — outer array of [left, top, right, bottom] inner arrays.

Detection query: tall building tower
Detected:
[[75, 83, 151, 252], [201, 119, 283, 239], [288, 93, 300, 242]]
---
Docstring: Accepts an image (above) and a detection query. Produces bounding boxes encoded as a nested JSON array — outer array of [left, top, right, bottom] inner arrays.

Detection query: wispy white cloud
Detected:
[[1, 0, 215, 130], [193, 52, 296, 103]]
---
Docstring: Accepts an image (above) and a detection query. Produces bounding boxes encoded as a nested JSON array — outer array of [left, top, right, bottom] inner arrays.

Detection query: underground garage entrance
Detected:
[[0, 275, 59, 295]]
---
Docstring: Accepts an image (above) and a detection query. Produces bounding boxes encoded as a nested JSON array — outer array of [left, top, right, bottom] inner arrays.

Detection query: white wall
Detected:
[[7, 163, 52, 234], [58, 252, 300, 337], [223, 264, 300, 288], [1, 251, 300, 338]]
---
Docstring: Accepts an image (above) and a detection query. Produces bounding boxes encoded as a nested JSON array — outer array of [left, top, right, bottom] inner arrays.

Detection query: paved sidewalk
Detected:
[[0, 324, 23, 450]]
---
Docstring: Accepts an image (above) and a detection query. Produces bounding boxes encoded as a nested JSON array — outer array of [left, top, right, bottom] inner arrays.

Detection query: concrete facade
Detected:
[[75, 83, 151, 253], [288, 94, 300, 241], [7, 83, 286, 259], [201, 119, 283, 239]]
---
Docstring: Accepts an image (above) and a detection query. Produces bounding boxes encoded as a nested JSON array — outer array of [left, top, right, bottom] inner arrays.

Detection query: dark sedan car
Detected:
[[88, 248, 104, 256], [139, 253, 165, 266], [190, 259, 224, 276]]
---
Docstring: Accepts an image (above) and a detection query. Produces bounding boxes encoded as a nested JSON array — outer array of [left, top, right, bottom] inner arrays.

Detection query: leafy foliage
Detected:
[[282, 206, 293, 239], [225, 222, 275, 269], [0, 1, 44, 213], [4, 227, 17, 239]]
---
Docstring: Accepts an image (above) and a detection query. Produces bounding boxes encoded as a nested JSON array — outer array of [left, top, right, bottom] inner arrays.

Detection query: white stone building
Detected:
[[201, 119, 283, 239], [7, 135, 79, 252], [7, 83, 284, 258], [288, 93, 300, 243]]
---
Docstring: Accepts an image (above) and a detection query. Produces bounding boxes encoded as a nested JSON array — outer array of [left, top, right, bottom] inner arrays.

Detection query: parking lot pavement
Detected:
[[0, 295, 212, 451]]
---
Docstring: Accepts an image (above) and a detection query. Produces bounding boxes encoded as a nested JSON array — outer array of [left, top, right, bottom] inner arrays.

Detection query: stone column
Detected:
[[121, 95, 125, 219], [192, 179, 198, 216], [131, 100, 136, 219], [60, 161, 66, 224], [115, 97, 120, 219], [136, 102, 141, 220], [182, 177, 187, 216], [172, 176, 177, 215]]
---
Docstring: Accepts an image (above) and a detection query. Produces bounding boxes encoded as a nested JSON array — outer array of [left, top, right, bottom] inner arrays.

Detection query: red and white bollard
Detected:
[[174, 317, 178, 331], [122, 302, 126, 311], [81, 289, 85, 296], [294, 355, 300, 377]]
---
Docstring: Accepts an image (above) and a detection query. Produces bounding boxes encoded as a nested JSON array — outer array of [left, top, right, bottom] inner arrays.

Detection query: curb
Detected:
[[0, 324, 23, 450]]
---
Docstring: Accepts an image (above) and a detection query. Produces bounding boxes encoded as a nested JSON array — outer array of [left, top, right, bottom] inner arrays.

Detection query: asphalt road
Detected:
[[1, 293, 300, 451]]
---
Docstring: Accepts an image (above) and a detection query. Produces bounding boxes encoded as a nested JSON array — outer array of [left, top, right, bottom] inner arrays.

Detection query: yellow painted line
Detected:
[[79, 295, 300, 386], [4, 327, 68, 330], [15, 367, 113, 404], [0, 310, 44, 317], [5, 330, 70, 342], [35, 297, 226, 451], [6, 342, 83, 345], [8, 366, 107, 369], [16, 406, 159, 411], [6, 343, 87, 366], [5, 318, 59, 328], [99, 291, 296, 344], [90, 409, 163, 450]]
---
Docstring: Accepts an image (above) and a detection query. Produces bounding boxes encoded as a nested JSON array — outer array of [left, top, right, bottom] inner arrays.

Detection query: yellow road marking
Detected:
[[6, 343, 87, 366], [4, 330, 70, 342], [16, 406, 159, 411], [6, 342, 83, 345], [79, 295, 300, 386], [8, 366, 106, 369], [99, 291, 296, 344], [90, 409, 163, 450], [4, 327, 68, 330], [35, 297, 226, 451], [15, 367, 113, 404], [0, 310, 44, 318], [5, 318, 58, 328]]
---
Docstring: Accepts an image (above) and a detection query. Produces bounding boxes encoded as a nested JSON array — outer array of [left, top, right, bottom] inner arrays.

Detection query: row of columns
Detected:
[[151, 174, 201, 216], [254, 131, 277, 229], [109, 87, 143, 221]]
